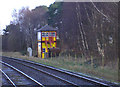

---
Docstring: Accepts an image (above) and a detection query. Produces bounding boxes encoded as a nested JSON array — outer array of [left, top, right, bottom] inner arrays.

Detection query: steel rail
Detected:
[[3, 56, 116, 86], [9, 57, 110, 86], [0, 68, 16, 87], [0, 61, 44, 87], [26, 60, 110, 86], [8, 59, 78, 86]]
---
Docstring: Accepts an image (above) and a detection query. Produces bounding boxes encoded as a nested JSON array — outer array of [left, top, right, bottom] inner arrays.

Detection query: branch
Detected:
[[90, 0, 112, 22]]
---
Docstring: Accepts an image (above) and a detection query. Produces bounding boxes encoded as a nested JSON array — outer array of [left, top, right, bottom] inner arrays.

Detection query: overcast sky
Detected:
[[0, 0, 55, 34]]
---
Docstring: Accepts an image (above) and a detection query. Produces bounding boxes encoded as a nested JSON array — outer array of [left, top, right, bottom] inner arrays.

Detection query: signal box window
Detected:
[[49, 32, 52, 37], [42, 32, 45, 37], [43, 48, 45, 53], [52, 32, 55, 37], [46, 32, 48, 37]]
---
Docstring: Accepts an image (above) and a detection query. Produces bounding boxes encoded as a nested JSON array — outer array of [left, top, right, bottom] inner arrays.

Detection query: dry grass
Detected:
[[2, 52, 119, 83]]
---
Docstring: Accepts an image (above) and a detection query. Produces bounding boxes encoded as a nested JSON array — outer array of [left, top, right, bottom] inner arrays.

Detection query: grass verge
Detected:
[[2, 52, 119, 83]]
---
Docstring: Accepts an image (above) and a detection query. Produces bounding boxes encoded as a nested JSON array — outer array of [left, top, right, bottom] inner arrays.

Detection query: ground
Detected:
[[2, 52, 119, 84]]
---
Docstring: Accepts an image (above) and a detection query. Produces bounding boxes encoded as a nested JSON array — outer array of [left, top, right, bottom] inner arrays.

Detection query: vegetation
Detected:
[[2, 2, 119, 83], [2, 52, 119, 83], [2, 6, 48, 56], [48, 2, 63, 28]]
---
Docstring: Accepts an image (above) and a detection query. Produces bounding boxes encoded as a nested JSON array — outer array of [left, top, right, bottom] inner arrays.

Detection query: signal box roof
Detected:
[[37, 25, 58, 32]]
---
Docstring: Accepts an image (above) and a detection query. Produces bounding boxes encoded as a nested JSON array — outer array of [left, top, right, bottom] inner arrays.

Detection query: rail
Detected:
[[0, 69, 16, 87], [2, 56, 119, 87], [0, 61, 44, 87]]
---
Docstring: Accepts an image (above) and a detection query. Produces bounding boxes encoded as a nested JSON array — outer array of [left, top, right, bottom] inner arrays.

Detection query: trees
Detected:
[[90, 2, 118, 65], [2, 6, 48, 55], [58, 2, 118, 66], [2, 2, 118, 64], [2, 24, 25, 51], [48, 2, 63, 28]]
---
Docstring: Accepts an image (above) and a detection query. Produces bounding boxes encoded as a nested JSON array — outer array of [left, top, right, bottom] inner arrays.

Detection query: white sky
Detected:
[[0, 0, 55, 34]]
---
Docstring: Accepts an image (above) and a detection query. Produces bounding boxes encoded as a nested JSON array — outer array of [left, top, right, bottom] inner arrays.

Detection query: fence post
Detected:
[[51, 52, 52, 59], [69, 53, 70, 60], [75, 53, 77, 61], [82, 55, 84, 66], [101, 55, 104, 69], [66, 54, 67, 59], [59, 52, 61, 57], [118, 57, 120, 82], [91, 56, 93, 68], [55, 53, 56, 58]]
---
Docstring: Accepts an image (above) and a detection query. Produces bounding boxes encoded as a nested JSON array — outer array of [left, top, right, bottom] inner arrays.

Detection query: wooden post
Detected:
[[82, 55, 84, 66], [66, 54, 67, 59], [51, 52, 52, 59], [75, 53, 77, 61], [55, 53, 56, 58], [69, 53, 70, 60], [91, 56, 93, 68], [59, 52, 61, 57], [101, 55, 104, 69], [118, 57, 120, 82]]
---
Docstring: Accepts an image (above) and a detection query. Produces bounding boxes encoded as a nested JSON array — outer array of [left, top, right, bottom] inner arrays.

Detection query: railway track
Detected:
[[2, 56, 119, 87], [1, 61, 44, 86], [2, 57, 77, 86], [0, 69, 16, 86]]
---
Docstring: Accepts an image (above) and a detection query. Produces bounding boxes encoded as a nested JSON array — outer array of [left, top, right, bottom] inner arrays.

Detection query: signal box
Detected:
[[37, 25, 57, 58]]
